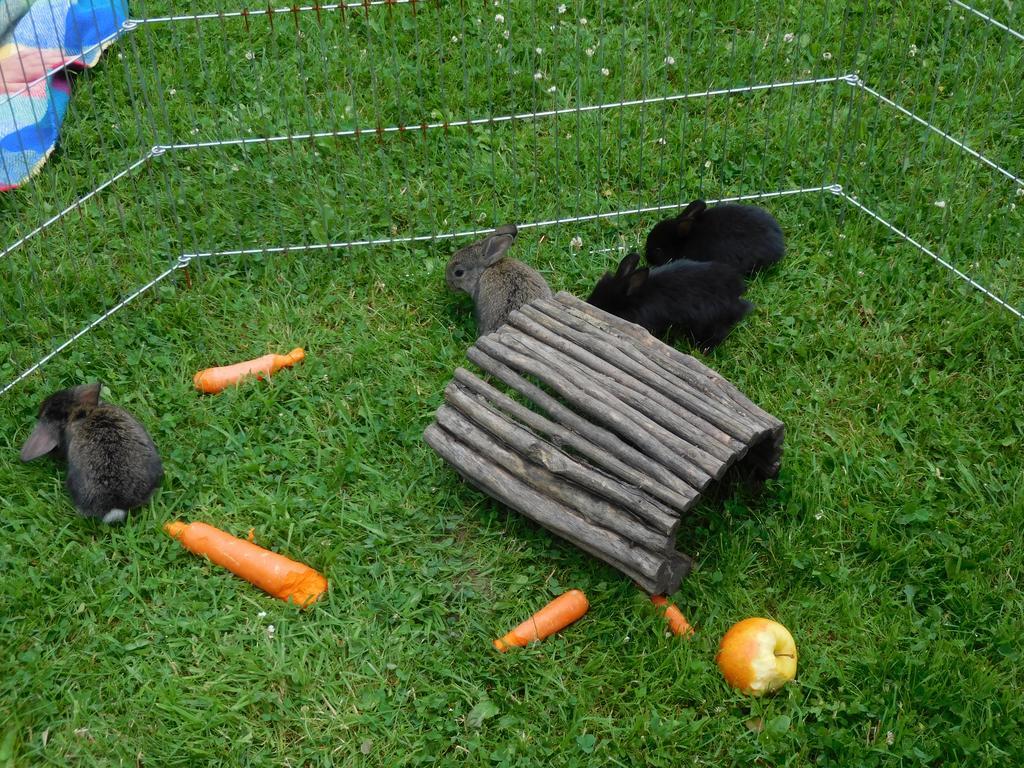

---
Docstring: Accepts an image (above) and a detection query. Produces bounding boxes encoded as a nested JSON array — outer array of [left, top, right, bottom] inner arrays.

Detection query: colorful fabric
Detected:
[[1, 0, 127, 190]]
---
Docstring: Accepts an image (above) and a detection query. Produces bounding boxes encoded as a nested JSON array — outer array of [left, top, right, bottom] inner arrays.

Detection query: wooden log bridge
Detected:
[[423, 291, 784, 595]]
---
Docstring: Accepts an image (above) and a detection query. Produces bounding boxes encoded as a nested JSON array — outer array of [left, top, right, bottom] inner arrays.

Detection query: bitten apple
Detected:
[[716, 618, 797, 696]]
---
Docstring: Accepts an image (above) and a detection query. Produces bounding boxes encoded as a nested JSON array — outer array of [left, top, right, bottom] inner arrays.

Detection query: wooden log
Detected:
[[492, 328, 725, 482], [552, 294, 785, 480], [527, 299, 760, 444], [451, 368, 696, 515], [477, 333, 714, 492], [554, 292, 779, 433], [423, 423, 672, 594], [506, 308, 735, 470], [520, 301, 741, 455], [465, 347, 703, 502], [435, 404, 672, 554], [562, 291, 785, 442], [495, 322, 730, 482], [548, 295, 770, 436], [664, 553, 693, 588], [727, 425, 786, 482], [423, 291, 787, 593], [444, 380, 679, 537]]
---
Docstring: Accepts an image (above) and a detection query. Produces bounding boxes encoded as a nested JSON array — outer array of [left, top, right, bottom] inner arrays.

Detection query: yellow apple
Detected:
[[716, 618, 797, 696]]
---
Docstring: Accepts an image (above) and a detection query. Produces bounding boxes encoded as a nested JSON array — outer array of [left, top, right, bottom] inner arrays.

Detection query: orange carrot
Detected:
[[193, 347, 305, 394], [651, 595, 695, 637], [494, 589, 589, 651], [164, 520, 327, 608]]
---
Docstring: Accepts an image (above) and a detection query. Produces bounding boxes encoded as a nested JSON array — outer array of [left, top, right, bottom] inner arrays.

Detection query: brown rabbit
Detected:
[[20, 383, 163, 524], [445, 224, 552, 337]]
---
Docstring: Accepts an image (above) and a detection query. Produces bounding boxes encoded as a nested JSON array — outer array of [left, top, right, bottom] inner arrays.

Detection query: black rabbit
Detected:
[[645, 200, 785, 275], [20, 383, 163, 524], [586, 252, 752, 351]]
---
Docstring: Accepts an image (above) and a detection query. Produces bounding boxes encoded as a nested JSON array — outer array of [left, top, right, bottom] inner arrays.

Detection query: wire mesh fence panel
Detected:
[[0, 0, 1021, 394], [843, 1, 1023, 316]]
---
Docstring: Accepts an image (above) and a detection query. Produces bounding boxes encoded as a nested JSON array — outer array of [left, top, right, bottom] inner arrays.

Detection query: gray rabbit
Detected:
[[445, 224, 552, 337], [19, 383, 163, 524]]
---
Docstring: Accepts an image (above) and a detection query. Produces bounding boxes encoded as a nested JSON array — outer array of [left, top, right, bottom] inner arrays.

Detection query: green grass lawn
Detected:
[[2, 1, 1023, 765]]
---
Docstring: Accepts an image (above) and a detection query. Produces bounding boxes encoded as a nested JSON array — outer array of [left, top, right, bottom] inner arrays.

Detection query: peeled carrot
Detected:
[[651, 595, 695, 637], [164, 520, 327, 608], [494, 589, 589, 651], [193, 347, 305, 394]]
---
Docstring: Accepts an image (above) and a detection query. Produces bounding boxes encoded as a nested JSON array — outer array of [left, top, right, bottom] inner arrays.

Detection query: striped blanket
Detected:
[[1, 0, 127, 191]]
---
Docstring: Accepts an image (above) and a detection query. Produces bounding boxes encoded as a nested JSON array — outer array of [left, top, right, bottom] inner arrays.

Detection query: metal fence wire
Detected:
[[1, 0, 1022, 396]]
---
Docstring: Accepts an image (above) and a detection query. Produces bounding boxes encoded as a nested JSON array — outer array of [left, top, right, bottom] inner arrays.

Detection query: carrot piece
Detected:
[[494, 589, 589, 651], [164, 521, 327, 608], [651, 595, 695, 637], [193, 347, 305, 394]]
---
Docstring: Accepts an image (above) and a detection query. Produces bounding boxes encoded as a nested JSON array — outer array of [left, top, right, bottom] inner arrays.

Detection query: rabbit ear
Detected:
[[482, 233, 515, 266], [625, 268, 649, 296], [675, 200, 707, 235], [616, 252, 641, 278], [72, 382, 102, 407], [492, 223, 519, 238], [676, 200, 707, 220], [20, 420, 59, 461]]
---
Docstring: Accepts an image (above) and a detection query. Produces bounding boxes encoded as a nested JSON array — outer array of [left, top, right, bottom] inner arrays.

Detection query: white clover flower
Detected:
[[664, 55, 675, 65], [267, 624, 276, 636], [585, 47, 594, 57], [495, 13, 504, 22], [169, 88, 176, 96], [245, 50, 255, 60], [548, 85, 557, 92], [1015, 187, 1024, 197], [934, 200, 946, 208], [503, 29, 509, 39], [579, 17, 588, 25], [570, 235, 583, 250], [822, 51, 833, 61], [558, 3, 567, 13], [601, 67, 610, 76], [257, 611, 267, 619], [909, 44, 917, 57], [783, 32, 795, 43], [535, 47, 544, 54], [534, 71, 545, 80], [451, 35, 459, 43]]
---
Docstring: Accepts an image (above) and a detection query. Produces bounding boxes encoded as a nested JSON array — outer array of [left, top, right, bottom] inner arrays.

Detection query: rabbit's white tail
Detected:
[[102, 509, 127, 525]]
